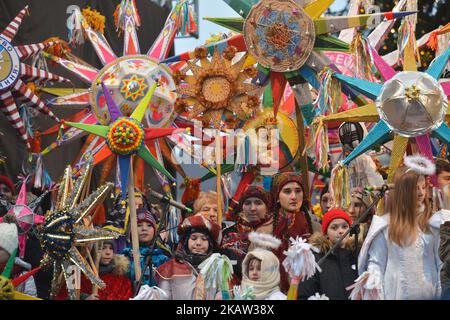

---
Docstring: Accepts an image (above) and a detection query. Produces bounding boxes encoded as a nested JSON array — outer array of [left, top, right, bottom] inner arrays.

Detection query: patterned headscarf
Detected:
[[270, 172, 309, 211]]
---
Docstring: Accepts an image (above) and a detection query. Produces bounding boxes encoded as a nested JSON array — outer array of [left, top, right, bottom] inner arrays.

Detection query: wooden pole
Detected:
[[294, 99, 310, 196], [128, 157, 142, 282], [216, 132, 223, 226]]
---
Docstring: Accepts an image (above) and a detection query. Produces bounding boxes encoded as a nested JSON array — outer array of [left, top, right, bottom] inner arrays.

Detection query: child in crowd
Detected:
[[357, 158, 441, 300], [123, 208, 170, 288], [297, 209, 357, 300], [155, 215, 222, 300], [240, 233, 286, 300]]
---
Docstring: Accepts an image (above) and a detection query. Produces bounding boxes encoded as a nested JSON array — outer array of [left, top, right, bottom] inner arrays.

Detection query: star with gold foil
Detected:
[[323, 43, 450, 181], [37, 162, 118, 300]]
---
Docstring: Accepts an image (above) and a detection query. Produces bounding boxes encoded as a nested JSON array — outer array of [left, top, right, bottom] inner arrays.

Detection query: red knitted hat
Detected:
[[0, 175, 14, 194], [321, 209, 353, 234]]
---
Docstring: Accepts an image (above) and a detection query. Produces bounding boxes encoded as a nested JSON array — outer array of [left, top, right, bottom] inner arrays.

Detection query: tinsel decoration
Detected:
[[38, 164, 118, 299], [304, 116, 329, 172], [317, 68, 343, 115], [329, 162, 351, 209], [350, 32, 376, 81], [282, 236, 321, 300], [199, 253, 234, 300], [114, 0, 141, 35]]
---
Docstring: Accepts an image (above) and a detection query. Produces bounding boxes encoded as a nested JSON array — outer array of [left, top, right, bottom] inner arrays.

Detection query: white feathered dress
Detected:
[[357, 212, 442, 300]]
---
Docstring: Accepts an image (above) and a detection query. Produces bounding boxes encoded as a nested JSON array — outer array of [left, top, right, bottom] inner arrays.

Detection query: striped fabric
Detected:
[[0, 90, 29, 147], [0, 6, 28, 43], [14, 78, 60, 122], [20, 63, 70, 83], [15, 42, 49, 60]]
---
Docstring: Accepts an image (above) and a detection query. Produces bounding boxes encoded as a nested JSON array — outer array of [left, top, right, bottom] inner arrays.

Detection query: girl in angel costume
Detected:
[[352, 155, 442, 300]]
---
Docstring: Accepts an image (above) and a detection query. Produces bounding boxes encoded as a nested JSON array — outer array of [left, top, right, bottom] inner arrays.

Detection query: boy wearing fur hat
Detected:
[[0, 219, 37, 297], [297, 209, 358, 300], [123, 208, 170, 288]]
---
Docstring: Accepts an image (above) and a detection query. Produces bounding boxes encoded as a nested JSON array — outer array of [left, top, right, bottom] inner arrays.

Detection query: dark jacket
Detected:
[[297, 233, 358, 300], [440, 222, 450, 296]]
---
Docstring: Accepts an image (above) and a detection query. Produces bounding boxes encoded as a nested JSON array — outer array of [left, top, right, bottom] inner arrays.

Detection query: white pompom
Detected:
[[282, 236, 321, 280], [307, 293, 330, 300], [130, 285, 169, 300], [347, 266, 383, 300]]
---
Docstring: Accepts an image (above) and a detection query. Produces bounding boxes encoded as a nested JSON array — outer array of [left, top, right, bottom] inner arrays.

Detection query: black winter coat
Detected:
[[297, 234, 358, 300]]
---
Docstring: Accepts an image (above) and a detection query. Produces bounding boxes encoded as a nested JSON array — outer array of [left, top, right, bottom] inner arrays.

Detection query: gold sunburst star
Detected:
[[174, 46, 260, 128], [120, 74, 148, 101]]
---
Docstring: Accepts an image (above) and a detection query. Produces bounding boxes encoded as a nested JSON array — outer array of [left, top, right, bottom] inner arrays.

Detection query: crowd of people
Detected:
[[0, 150, 449, 301]]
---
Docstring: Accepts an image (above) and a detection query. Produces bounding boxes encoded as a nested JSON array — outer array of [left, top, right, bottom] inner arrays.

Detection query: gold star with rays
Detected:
[[174, 46, 260, 128]]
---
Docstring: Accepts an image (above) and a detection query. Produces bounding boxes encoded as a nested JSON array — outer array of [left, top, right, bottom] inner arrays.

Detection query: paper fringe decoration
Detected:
[[330, 162, 351, 209], [248, 232, 281, 250], [282, 236, 321, 300], [404, 154, 436, 176], [232, 285, 255, 300], [177, 0, 198, 36], [350, 32, 376, 81], [114, 0, 141, 35], [397, 0, 419, 67], [347, 267, 383, 300], [199, 253, 234, 300], [307, 292, 330, 300], [317, 68, 343, 115], [305, 116, 329, 172], [131, 285, 169, 300], [426, 22, 450, 52], [67, 7, 105, 45], [67, 8, 84, 45]]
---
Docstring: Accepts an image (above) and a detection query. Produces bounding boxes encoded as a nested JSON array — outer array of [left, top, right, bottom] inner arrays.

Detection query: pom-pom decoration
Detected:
[[199, 253, 234, 300], [131, 285, 169, 300], [106, 117, 145, 155], [347, 267, 383, 300], [282, 236, 321, 300], [307, 292, 330, 300]]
